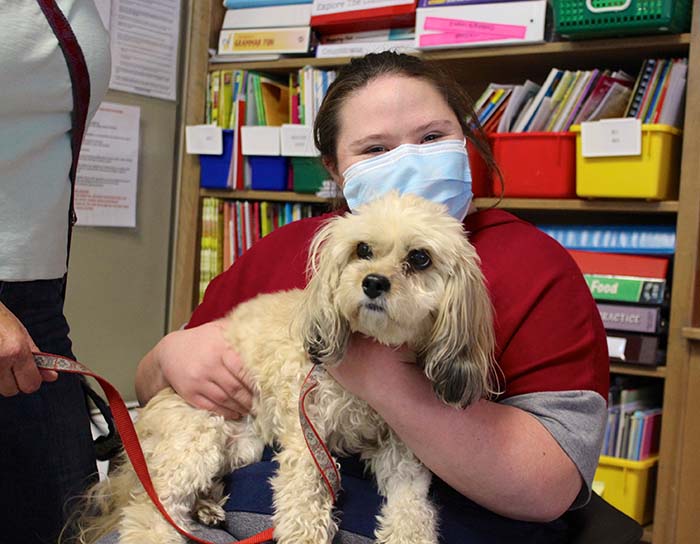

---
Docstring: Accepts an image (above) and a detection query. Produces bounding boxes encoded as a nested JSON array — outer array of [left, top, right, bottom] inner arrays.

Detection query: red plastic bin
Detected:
[[471, 132, 577, 198]]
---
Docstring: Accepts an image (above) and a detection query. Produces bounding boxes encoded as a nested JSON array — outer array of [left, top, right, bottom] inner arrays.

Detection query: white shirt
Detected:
[[0, 0, 111, 281]]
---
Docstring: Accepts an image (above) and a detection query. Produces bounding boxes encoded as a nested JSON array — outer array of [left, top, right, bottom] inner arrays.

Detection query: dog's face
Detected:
[[299, 192, 496, 408]]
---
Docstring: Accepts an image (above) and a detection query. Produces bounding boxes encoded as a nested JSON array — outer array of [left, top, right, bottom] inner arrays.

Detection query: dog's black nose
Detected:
[[362, 274, 391, 299]]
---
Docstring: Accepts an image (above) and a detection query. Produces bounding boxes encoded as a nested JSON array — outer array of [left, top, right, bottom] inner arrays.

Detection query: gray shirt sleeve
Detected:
[[500, 390, 607, 509]]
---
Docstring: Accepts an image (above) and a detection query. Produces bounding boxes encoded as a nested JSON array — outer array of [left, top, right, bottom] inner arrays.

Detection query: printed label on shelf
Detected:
[[607, 336, 628, 360], [581, 118, 642, 158]]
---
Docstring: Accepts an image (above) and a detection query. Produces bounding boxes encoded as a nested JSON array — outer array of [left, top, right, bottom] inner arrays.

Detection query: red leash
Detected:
[[34, 352, 278, 544], [34, 353, 341, 543]]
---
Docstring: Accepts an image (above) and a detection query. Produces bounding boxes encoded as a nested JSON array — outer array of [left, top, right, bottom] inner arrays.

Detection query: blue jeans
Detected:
[[0, 279, 97, 544]]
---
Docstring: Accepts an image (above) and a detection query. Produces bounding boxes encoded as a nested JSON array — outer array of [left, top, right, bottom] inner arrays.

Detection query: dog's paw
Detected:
[[193, 494, 228, 526]]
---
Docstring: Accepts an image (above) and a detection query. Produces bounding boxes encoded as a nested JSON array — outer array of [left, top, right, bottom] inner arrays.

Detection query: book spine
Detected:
[[218, 27, 311, 55], [585, 275, 668, 304], [597, 303, 664, 334]]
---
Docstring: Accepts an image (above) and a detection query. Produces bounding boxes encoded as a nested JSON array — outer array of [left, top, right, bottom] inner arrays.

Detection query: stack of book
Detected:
[[415, 0, 548, 50], [567, 249, 672, 368], [199, 197, 324, 300], [217, 0, 314, 60], [625, 58, 688, 127], [476, 57, 688, 134], [604, 377, 663, 461], [203, 67, 336, 190], [289, 66, 337, 126], [311, 0, 417, 57], [315, 27, 416, 58]]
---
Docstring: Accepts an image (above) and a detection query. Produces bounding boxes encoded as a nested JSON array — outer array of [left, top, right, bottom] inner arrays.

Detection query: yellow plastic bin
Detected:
[[593, 455, 658, 525], [573, 124, 682, 200]]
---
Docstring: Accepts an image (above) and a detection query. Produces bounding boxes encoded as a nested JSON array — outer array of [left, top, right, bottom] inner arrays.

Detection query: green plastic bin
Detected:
[[291, 157, 331, 194], [554, 0, 692, 39]]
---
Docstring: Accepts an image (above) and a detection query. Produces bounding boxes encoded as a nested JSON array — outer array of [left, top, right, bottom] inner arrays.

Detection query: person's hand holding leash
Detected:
[[0, 302, 58, 396]]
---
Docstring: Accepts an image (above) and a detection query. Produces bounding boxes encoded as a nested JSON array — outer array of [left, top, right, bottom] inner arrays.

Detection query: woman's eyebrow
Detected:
[[349, 134, 388, 149], [413, 119, 457, 133]]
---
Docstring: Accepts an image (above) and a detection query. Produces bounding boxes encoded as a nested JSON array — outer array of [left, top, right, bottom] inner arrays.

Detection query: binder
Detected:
[[597, 303, 666, 335], [415, 0, 546, 50]]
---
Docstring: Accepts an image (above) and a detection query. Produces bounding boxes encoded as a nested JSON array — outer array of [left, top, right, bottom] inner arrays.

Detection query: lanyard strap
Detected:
[[34, 354, 342, 543], [36, 0, 91, 266]]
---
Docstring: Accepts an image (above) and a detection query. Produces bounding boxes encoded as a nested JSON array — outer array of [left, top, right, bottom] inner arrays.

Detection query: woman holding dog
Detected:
[[135, 52, 609, 543]]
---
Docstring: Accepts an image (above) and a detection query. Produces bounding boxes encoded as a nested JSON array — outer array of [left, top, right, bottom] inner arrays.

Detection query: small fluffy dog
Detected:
[[75, 192, 496, 544]]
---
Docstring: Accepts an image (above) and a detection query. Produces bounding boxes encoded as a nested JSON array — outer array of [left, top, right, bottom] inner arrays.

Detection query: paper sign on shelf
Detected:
[[581, 118, 642, 158], [607, 336, 628, 361], [185, 125, 223, 155], [241, 126, 281, 156], [281, 124, 320, 157]]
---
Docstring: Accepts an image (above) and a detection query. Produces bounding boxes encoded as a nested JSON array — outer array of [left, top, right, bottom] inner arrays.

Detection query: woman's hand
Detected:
[[326, 334, 416, 402], [136, 320, 255, 419], [0, 302, 58, 397]]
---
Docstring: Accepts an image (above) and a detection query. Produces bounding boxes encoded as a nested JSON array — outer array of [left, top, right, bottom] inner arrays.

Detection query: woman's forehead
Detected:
[[337, 75, 457, 139]]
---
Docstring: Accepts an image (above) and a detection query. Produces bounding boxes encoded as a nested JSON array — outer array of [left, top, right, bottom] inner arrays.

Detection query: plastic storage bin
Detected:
[[249, 156, 288, 191], [487, 132, 577, 198], [467, 140, 493, 198], [573, 124, 682, 200], [291, 157, 330, 194], [199, 129, 233, 189], [593, 455, 658, 525], [554, 0, 692, 39]]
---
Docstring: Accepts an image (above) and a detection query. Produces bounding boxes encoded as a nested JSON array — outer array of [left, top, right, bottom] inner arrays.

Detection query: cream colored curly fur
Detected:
[[73, 192, 497, 544]]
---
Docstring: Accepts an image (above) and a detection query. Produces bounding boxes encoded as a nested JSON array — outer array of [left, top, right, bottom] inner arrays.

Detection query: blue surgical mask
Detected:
[[342, 139, 473, 221]]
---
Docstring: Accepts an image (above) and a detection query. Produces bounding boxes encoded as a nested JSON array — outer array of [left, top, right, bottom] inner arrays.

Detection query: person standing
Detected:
[[0, 1, 111, 542]]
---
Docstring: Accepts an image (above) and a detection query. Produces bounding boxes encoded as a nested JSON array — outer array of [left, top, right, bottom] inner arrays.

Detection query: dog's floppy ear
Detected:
[[420, 249, 496, 408], [298, 218, 351, 366]]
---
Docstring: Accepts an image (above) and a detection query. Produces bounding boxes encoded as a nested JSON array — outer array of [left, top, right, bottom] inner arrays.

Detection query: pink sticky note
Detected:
[[418, 31, 516, 47], [423, 17, 527, 39]]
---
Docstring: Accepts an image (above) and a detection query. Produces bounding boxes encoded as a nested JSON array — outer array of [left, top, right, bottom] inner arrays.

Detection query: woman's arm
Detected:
[[329, 336, 582, 523], [135, 320, 255, 419]]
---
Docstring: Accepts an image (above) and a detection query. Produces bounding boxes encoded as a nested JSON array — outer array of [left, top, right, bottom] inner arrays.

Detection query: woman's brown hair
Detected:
[[313, 51, 501, 192]]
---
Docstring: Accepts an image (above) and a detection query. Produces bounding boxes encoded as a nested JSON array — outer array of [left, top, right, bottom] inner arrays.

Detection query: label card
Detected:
[[185, 125, 223, 155], [607, 336, 628, 361], [581, 118, 642, 158]]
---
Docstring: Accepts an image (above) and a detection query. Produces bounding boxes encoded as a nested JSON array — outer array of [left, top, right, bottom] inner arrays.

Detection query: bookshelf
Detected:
[[170, 1, 700, 542]]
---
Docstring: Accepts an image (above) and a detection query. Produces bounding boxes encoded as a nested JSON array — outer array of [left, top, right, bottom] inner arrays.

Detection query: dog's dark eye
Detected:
[[356, 242, 373, 260], [407, 249, 431, 271]]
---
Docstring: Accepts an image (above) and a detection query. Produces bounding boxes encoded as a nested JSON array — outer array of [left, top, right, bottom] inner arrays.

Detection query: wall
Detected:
[[64, 88, 178, 402]]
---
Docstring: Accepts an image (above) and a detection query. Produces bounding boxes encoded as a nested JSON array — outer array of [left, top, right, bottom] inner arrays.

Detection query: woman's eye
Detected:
[[407, 249, 431, 270], [356, 242, 373, 260], [423, 133, 441, 143], [364, 145, 386, 154]]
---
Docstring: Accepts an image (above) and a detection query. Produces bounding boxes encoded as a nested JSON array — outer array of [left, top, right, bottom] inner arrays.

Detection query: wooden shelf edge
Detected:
[[475, 198, 679, 213], [641, 523, 653, 544], [610, 363, 666, 379], [208, 33, 690, 71], [202, 188, 329, 203], [681, 326, 700, 341], [200, 190, 678, 213]]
